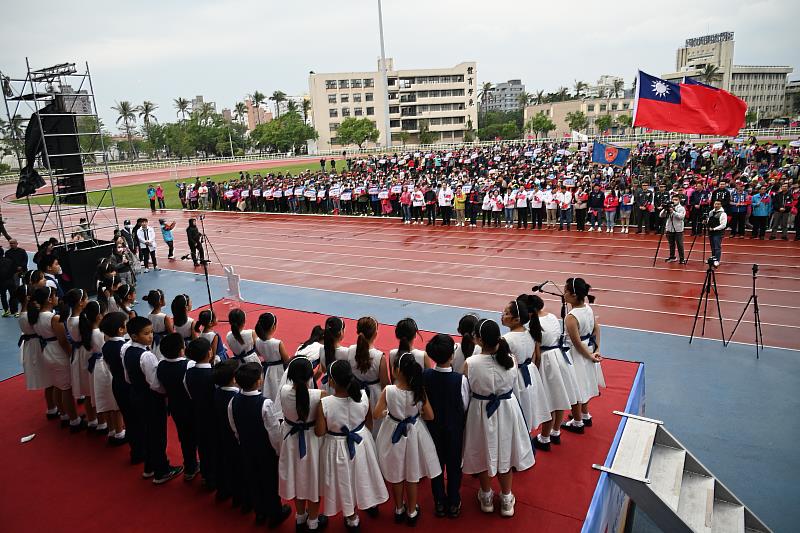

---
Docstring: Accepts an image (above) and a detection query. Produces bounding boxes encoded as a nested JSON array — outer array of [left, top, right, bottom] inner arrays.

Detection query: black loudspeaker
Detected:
[[41, 97, 86, 204], [56, 240, 114, 296]]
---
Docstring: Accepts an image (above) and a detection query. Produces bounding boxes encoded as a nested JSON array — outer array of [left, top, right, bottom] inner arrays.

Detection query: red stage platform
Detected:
[[0, 300, 639, 532]]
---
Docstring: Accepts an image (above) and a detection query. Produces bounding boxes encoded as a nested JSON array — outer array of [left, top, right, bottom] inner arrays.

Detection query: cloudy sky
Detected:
[[1, 0, 797, 130]]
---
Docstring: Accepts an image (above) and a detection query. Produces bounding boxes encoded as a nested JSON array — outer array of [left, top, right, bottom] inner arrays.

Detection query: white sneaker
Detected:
[[142, 268, 150, 273], [588, 227, 594, 232], [500, 493, 515, 517], [478, 489, 494, 513]]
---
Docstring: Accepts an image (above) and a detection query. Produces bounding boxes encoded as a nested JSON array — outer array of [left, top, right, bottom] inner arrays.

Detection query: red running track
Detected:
[[2, 187, 799, 349], [0, 300, 640, 533]]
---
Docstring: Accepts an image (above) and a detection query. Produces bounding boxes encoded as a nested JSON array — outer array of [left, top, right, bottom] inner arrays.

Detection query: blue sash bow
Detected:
[[262, 359, 283, 374], [152, 331, 165, 348], [327, 421, 365, 460], [517, 358, 532, 387], [542, 340, 573, 366], [234, 348, 256, 360], [580, 333, 597, 350], [389, 412, 419, 444], [284, 419, 315, 459], [311, 358, 320, 369], [18, 333, 38, 348], [472, 390, 513, 418], [40, 336, 57, 349], [357, 378, 381, 398], [88, 352, 102, 374]]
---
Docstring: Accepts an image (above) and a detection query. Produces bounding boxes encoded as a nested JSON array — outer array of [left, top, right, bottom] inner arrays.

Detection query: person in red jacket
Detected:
[[603, 190, 620, 233]]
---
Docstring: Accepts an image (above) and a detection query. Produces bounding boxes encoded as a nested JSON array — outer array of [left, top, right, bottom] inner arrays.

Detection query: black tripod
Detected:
[[689, 257, 725, 344], [726, 264, 764, 358], [651, 219, 667, 267], [684, 213, 708, 265]]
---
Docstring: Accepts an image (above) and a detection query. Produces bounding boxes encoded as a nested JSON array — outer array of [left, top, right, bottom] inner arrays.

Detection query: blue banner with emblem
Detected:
[[592, 141, 630, 167]]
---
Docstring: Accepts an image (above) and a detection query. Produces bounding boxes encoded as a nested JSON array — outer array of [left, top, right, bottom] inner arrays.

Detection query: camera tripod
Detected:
[[689, 258, 725, 344], [726, 264, 764, 358], [684, 214, 708, 265]]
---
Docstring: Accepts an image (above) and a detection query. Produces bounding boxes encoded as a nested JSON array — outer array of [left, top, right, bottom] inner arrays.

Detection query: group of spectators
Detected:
[[160, 139, 799, 241]]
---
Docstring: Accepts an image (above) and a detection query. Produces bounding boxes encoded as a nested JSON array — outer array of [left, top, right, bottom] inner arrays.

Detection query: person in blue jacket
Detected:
[[750, 185, 771, 240]]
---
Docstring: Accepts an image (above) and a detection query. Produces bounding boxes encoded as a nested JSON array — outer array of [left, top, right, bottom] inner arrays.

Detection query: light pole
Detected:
[[377, 0, 392, 149]]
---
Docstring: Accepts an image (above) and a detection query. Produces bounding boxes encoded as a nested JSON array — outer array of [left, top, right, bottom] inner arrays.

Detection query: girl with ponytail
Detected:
[[254, 312, 289, 401], [144, 289, 174, 360], [226, 308, 259, 364], [462, 318, 534, 518], [294, 325, 324, 367], [31, 286, 82, 429], [17, 283, 55, 415], [374, 353, 440, 526], [315, 359, 388, 529], [64, 289, 100, 429], [502, 299, 552, 433], [279, 357, 327, 531], [346, 316, 389, 436], [563, 277, 604, 433], [389, 317, 427, 372], [453, 314, 479, 373], [194, 309, 228, 362], [170, 294, 195, 345], [114, 284, 136, 319], [319, 316, 347, 394], [79, 300, 108, 432]]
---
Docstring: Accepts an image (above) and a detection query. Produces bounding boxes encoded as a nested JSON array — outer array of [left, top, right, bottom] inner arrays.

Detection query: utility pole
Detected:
[[377, 0, 392, 149]]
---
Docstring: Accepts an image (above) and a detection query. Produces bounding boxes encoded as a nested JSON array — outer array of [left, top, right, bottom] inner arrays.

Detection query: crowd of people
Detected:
[[16, 249, 604, 530], [158, 140, 799, 252]]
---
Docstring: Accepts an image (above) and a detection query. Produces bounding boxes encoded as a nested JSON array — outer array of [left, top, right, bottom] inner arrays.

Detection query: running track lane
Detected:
[[3, 200, 797, 349]]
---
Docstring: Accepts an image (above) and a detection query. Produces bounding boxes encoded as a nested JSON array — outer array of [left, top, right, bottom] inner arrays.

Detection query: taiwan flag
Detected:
[[592, 141, 630, 166], [633, 71, 746, 137]]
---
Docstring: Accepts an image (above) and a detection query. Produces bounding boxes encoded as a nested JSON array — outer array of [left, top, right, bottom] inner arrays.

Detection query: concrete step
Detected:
[[712, 499, 744, 533], [677, 471, 715, 533], [648, 444, 686, 511]]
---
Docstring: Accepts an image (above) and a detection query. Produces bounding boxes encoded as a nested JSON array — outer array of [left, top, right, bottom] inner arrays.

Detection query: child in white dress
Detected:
[[521, 294, 582, 451], [319, 316, 348, 394], [255, 312, 289, 401], [452, 314, 480, 374], [294, 325, 324, 379], [194, 309, 227, 361], [96, 311, 127, 445], [388, 317, 428, 371], [79, 300, 109, 433], [374, 353, 441, 526], [170, 294, 195, 346], [347, 317, 389, 436], [562, 277, 604, 433], [315, 360, 388, 531], [462, 319, 534, 518], [279, 357, 328, 532], [65, 288, 98, 429], [17, 286, 49, 394], [226, 308, 259, 364], [501, 299, 552, 432], [145, 289, 174, 361]]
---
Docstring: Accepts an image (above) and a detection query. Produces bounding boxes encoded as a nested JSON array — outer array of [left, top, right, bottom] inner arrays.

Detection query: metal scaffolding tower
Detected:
[[1, 59, 118, 249]]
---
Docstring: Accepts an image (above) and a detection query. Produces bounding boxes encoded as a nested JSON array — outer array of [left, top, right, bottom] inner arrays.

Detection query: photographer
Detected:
[[186, 218, 204, 267], [660, 196, 686, 263], [707, 200, 728, 265]]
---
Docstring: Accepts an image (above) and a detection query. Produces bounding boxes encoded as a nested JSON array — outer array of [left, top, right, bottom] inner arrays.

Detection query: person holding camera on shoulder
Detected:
[[660, 195, 687, 263], [707, 200, 728, 266]]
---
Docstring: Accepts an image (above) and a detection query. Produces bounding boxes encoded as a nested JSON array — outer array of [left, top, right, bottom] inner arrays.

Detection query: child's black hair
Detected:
[[126, 316, 152, 337], [394, 317, 418, 365], [355, 316, 378, 373], [323, 316, 344, 369], [171, 294, 190, 327], [566, 277, 596, 304], [78, 300, 102, 350], [27, 286, 53, 326], [213, 359, 240, 387], [114, 284, 134, 311], [286, 357, 314, 421], [395, 352, 426, 404], [100, 311, 129, 337], [425, 333, 456, 366], [160, 332, 185, 360], [474, 318, 513, 370], [235, 362, 262, 391], [194, 309, 214, 333], [298, 325, 324, 350], [457, 314, 479, 360], [329, 359, 361, 402], [254, 312, 277, 341], [519, 294, 544, 344], [144, 289, 164, 309], [186, 337, 212, 362], [228, 308, 246, 344]]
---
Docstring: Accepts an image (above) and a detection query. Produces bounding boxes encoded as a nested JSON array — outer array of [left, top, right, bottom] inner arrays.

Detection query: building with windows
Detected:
[[190, 95, 216, 113], [308, 58, 478, 150], [786, 80, 800, 118], [482, 79, 525, 112], [59, 84, 92, 114], [244, 99, 273, 131], [661, 32, 793, 119], [523, 96, 635, 138], [585, 75, 628, 99]]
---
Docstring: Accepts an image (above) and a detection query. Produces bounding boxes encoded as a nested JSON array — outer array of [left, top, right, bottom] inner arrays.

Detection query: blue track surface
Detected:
[[2, 268, 797, 532]]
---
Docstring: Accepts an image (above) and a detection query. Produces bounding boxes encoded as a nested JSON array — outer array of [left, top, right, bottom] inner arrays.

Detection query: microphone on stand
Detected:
[[532, 281, 549, 293]]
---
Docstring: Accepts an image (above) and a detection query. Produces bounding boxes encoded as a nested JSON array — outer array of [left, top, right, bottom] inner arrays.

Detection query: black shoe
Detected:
[[365, 506, 379, 518], [345, 521, 361, 533], [447, 502, 461, 519], [394, 506, 407, 524], [406, 506, 420, 527], [268, 505, 292, 529], [664, 257, 677, 263], [69, 420, 87, 433], [60, 419, 70, 428], [77, 397, 85, 405], [255, 513, 267, 526], [108, 435, 127, 447], [46, 412, 60, 420], [240, 503, 253, 515], [584, 416, 593, 427], [215, 490, 230, 502], [532, 436, 551, 451], [769, 236, 776, 240], [561, 422, 585, 434], [184, 464, 200, 482], [153, 465, 183, 485], [550, 433, 561, 445], [434, 502, 446, 518], [782, 236, 788, 241]]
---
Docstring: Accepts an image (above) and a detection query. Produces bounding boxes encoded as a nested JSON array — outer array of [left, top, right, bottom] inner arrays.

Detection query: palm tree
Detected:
[[112, 101, 137, 159], [533, 90, 545, 105], [573, 80, 587, 99], [173, 97, 190, 120], [556, 86, 569, 102], [234, 102, 247, 124], [285, 100, 299, 115], [516, 91, 533, 110], [249, 91, 266, 124], [612, 79, 625, 99], [193, 102, 215, 125], [269, 90, 287, 118], [301, 99, 312, 123], [138, 101, 158, 129], [478, 82, 494, 113], [699, 64, 721, 85]]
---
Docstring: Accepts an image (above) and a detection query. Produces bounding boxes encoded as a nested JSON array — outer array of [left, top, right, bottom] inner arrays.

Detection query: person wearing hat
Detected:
[[120, 220, 135, 251]]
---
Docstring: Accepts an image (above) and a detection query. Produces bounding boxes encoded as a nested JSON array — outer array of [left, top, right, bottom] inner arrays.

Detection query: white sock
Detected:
[[407, 508, 418, 518], [87, 419, 98, 427], [551, 430, 561, 437], [295, 512, 308, 525], [582, 413, 592, 420], [501, 492, 514, 503], [60, 414, 70, 421], [108, 428, 116, 436], [480, 488, 494, 499], [96, 423, 107, 430], [69, 418, 81, 426], [307, 518, 319, 530], [395, 505, 406, 514], [346, 516, 360, 527], [567, 419, 584, 427], [46, 407, 58, 414], [116, 430, 126, 438], [538, 434, 550, 443]]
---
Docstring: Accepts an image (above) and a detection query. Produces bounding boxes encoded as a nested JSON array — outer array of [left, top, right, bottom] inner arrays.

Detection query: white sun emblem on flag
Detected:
[[651, 80, 670, 98]]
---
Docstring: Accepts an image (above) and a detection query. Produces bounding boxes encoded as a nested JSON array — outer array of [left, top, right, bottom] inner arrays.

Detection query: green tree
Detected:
[[525, 111, 555, 139], [395, 131, 410, 146], [335, 117, 380, 149], [565, 111, 588, 132], [250, 91, 267, 124], [0, 114, 25, 158], [595, 114, 614, 133], [745, 110, 758, 126], [573, 80, 587, 99], [251, 110, 317, 153], [301, 99, 312, 123], [557, 86, 570, 101], [463, 116, 476, 142], [270, 90, 287, 118], [173, 97, 190, 120], [142, 122, 166, 159], [138, 101, 158, 129], [533, 90, 545, 105], [478, 82, 494, 113], [699, 64, 721, 85], [517, 91, 532, 110], [234, 102, 247, 124], [112, 101, 138, 159], [478, 122, 520, 140], [76, 116, 113, 163], [163, 122, 193, 159], [612, 79, 625, 98], [616, 114, 633, 133], [418, 119, 439, 145], [286, 100, 299, 116]]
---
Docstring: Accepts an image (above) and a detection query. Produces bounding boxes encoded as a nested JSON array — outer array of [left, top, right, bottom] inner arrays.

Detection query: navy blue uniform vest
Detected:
[[156, 359, 192, 417], [103, 339, 126, 382], [231, 393, 273, 454], [423, 369, 466, 433], [123, 345, 149, 392]]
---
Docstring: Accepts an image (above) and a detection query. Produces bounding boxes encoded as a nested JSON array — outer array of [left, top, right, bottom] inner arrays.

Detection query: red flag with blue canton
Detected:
[[633, 71, 746, 137], [592, 141, 630, 166]]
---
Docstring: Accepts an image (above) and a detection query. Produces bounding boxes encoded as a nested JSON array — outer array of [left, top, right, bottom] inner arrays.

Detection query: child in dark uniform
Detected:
[[213, 359, 244, 507], [184, 337, 217, 490], [122, 316, 183, 484], [100, 311, 139, 460], [229, 362, 290, 528], [423, 333, 469, 518], [156, 332, 199, 481]]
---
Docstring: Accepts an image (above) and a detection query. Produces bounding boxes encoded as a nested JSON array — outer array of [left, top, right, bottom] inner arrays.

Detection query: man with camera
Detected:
[[660, 195, 687, 263], [707, 200, 728, 266]]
